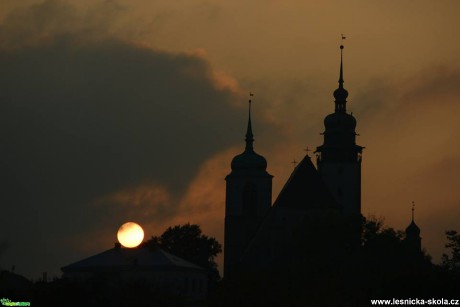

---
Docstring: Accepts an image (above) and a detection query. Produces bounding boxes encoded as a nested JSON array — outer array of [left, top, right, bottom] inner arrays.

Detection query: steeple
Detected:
[[230, 93, 268, 172], [406, 201, 420, 237], [245, 96, 254, 151], [333, 44, 349, 112], [316, 41, 361, 160], [225, 92, 273, 277], [315, 38, 363, 217], [412, 201, 415, 222], [339, 45, 344, 85], [405, 201, 422, 254]]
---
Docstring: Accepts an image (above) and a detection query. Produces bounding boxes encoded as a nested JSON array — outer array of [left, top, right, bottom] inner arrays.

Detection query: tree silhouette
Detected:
[[145, 224, 222, 287], [441, 230, 460, 274]]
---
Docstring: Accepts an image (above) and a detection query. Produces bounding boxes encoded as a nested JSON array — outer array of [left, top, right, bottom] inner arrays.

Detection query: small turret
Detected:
[[404, 202, 422, 254]]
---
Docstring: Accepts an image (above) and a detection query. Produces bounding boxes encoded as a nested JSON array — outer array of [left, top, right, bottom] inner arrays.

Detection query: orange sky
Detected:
[[0, 0, 459, 279]]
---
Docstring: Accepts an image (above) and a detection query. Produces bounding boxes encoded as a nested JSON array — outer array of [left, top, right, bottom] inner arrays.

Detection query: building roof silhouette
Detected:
[[239, 155, 339, 269], [274, 155, 338, 210], [62, 244, 204, 273]]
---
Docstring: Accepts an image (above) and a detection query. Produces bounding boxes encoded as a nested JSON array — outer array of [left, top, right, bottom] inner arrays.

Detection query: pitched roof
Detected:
[[61, 245, 204, 272], [273, 155, 338, 210], [239, 156, 338, 269]]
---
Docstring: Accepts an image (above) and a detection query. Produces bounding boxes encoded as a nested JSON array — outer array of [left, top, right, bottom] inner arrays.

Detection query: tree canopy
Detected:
[[144, 223, 222, 284], [441, 230, 460, 274]]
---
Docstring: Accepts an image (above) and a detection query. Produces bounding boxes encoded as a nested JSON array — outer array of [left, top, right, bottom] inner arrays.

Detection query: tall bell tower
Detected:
[[315, 43, 364, 217], [224, 96, 273, 277]]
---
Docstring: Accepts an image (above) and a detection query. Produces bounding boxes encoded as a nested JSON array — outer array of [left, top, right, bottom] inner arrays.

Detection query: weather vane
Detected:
[[341, 34, 346, 48]]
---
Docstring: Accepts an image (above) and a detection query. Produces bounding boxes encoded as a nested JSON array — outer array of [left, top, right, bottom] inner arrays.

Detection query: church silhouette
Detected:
[[223, 44, 422, 277]]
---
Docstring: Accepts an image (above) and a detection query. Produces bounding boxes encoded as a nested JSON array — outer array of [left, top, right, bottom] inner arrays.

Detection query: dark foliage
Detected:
[[441, 230, 460, 274], [208, 215, 460, 307], [144, 223, 222, 287]]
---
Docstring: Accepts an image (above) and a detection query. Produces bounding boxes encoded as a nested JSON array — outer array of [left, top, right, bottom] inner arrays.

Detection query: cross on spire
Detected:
[[291, 159, 297, 167], [412, 201, 415, 222], [304, 146, 311, 156]]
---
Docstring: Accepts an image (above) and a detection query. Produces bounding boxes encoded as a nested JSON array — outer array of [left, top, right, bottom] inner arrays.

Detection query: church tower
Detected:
[[315, 44, 363, 217], [224, 97, 273, 277]]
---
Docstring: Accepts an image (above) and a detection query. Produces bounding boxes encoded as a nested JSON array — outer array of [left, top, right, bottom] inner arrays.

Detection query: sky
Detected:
[[0, 0, 459, 279]]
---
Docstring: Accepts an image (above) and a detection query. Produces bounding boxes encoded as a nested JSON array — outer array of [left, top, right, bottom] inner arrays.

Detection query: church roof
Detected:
[[239, 155, 338, 269], [61, 245, 204, 273], [273, 155, 338, 210]]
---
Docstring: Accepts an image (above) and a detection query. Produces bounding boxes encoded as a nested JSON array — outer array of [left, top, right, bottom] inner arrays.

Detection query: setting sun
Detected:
[[117, 222, 144, 248]]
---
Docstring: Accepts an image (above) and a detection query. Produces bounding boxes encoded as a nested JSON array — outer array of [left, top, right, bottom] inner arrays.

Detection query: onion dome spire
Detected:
[[406, 201, 420, 236], [230, 93, 268, 172], [333, 43, 349, 112], [245, 94, 254, 151]]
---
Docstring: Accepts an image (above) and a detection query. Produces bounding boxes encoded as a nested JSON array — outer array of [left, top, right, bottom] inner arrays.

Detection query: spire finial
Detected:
[[339, 34, 345, 86], [245, 92, 254, 151], [411, 201, 415, 222], [333, 34, 348, 112]]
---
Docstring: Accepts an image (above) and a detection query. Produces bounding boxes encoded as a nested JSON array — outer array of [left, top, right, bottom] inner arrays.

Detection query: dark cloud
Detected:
[[0, 0, 127, 50], [0, 0, 251, 278]]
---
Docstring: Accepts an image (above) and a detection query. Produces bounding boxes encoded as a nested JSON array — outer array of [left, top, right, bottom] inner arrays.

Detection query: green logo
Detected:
[[0, 298, 31, 306]]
